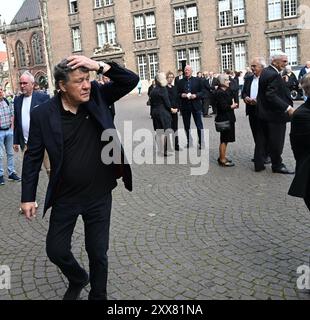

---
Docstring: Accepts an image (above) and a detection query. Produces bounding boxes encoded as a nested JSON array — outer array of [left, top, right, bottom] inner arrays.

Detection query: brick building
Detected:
[[0, 0, 48, 94]]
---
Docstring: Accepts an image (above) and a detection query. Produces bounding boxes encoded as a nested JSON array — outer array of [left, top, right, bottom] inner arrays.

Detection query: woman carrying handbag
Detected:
[[214, 74, 239, 167]]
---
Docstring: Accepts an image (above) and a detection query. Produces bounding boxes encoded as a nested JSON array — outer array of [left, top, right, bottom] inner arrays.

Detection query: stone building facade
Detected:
[[0, 0, 48, 94]]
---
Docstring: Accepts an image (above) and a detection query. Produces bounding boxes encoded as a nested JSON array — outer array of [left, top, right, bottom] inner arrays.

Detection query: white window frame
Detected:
[[269, 36, 282, 57], [221, 43, 233, 71], [189, 48, 201, 75], [69, 0, 78, 14], [232, 0, 245, 25], [186, 5, 199, 33], [177, 49, 187, 70], [145, 13, 156, 39], [104, 0, 113, 5], [97, 22, 107, 47], [134, 15, 145, 41], [283, 0, 297, 18], [234, 42, 246, 71], [148, 53, 159, 79], [174, 7, 186, 35], [268, 0, 282, 20], [94, 0, 103, 8], [72, 26, 81, 51], [137, 55, 147, 80], [285, 35, 298, 66], [106, 21, 116, 44]]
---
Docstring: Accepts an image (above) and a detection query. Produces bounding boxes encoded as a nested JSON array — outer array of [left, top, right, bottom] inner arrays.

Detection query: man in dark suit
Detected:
[[202, 71, 219, 116], [20, 55, 139, 300], [255, 52, 295, 173], [298, 60, 310, 82], [242, 57, 269, 162], [177, 65, 206, 149]]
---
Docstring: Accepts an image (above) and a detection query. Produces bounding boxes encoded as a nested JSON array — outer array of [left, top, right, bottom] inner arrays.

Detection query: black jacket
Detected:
[[288, 99, 310, 198], [256, 65, 293, 123], [177, 76, 206, 112], [21, 62, 139, 215], [214, 87, 236, 123], [242, 74, 256, 116]]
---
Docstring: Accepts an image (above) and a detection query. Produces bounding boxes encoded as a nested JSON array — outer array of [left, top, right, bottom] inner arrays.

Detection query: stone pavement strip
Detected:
[[0, 94, 309, 300]]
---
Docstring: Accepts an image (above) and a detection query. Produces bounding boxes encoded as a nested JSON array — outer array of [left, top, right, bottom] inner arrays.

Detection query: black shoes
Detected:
[[272, 165, 295, 174], [218, 158, 235, 167], [63, 277, 89, 300], [255, 166, 266, 172]]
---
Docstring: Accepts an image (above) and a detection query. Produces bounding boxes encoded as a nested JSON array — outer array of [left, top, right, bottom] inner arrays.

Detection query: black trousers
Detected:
[[249, 113, 269, 159], [254, 119, 286, 170], [46, 193, 112, 300], [171, 113, 179, 147], [181, 108, 204, 146]]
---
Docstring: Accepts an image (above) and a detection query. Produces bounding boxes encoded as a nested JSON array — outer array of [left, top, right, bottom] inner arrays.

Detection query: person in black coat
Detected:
[[150, 72, 175, 156], [255, 52, 295, 173], [214, 74, 238, 167], [166, 71, 181, 151], [177, 65, 206, 149], [288, 74, 310, 210], [20, 55, 139, 300]]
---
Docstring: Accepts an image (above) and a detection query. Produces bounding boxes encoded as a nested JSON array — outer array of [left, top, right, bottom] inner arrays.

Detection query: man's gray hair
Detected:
[[270, 51, 288, 63], [255, 57, 267, 68], [21, 71, 35, 83], [301, 73, 310, 97], [155, 72, 167, 87], [218, 74, 228, 86], [54, 58, 89, 90]]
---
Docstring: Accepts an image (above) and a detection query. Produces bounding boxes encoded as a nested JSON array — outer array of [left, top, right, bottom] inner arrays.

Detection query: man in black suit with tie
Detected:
[[242, 57, 269, 162], [203, 71, 219, 116], [20, 55, 139, 300], [255, 52, 295, 173], [177, 65, 206, 149]]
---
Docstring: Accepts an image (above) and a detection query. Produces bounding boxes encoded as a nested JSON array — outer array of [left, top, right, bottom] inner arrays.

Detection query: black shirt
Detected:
[[55, 102, 117, 204]]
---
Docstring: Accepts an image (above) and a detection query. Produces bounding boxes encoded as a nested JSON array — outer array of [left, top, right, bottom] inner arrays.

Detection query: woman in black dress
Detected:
[[150, 72, 174, 156], [214, 74, 238, 167]]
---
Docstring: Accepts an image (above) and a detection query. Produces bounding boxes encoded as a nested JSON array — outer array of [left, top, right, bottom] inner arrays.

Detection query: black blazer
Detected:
[[214, 87, 236, 123], [166, 84, 179, 109], [242, 74, 256, 116], [202, 77, 219, 99], [21, 62, 139, 215], [177, 76, 206, 112], [150, 86, 171, 113], [256, 65, 293, 123], [288, 100, 310, 198], [13, 91, 50, 150]]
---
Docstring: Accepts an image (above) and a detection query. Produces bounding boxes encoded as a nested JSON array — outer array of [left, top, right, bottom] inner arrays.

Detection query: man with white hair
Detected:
[[13, 71, 50, 180], [254, 52, 295, 174]]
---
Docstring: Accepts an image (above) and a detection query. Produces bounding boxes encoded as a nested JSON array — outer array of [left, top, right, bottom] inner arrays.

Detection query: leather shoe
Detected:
[[272, 166, 294, 174], [63, 277, 89, 300], [255, 166, 266, 172]]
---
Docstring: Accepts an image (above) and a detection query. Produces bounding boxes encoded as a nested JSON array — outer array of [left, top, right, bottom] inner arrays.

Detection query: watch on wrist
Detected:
[[97, 61, 106, 74]]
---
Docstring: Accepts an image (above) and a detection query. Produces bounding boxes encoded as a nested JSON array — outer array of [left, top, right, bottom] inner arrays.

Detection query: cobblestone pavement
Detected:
[[0, 93, 309, 300]]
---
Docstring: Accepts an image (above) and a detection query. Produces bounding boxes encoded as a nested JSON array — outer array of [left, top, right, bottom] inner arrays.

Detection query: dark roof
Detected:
[[10, 0, 40, 25]]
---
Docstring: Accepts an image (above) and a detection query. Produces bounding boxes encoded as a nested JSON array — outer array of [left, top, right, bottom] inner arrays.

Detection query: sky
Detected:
[[0, 0, 25, 51]]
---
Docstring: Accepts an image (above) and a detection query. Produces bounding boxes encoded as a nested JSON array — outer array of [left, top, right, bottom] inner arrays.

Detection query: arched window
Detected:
[[31, 33, 43, 65], [16, 41, 26, 67]]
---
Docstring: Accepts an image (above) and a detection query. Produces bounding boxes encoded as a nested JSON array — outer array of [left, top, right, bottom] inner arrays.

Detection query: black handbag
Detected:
[[215, 120, 231, 132]]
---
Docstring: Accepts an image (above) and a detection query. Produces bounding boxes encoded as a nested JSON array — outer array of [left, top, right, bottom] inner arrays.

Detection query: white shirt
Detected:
[[250, 76, 259, 100], [306, 67, 310, 74], [21, 95, 32, 143]]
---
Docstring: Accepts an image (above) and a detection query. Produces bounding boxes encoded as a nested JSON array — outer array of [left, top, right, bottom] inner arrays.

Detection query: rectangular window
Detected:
[[221, 43, 233, 71], [104, 0, 113, 5], [97, 22, 106, 47], [146, 13, 156, 39], [94, 0, 102, 8], [268, 0, 281, 20], [219, 0, 231, 27], [69, 0, 78, 14], [189, 48, 200, 75], [234, 42, 246, 71], [187, 5, 199, 33], [137, 55, 147, 80], [148, 53, 159, 79], [283, 0, 297, 17], [174, 7, 186, 34], [107, 21, 116, 44], [72, 27, 81, 51], [134, 15, 145, 41], [269, 36, 282, 57], [232, 0, 245, 25], [177, 49, 187, 70], [285, 35, 298, 66]]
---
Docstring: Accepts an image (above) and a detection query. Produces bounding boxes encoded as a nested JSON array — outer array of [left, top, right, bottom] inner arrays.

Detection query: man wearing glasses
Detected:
[[13, 72, 50, 176]]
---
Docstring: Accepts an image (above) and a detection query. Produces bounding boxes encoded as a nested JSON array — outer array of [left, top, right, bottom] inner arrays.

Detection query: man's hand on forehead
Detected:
[[66, 55, 100, 72]]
